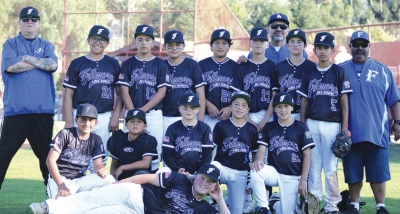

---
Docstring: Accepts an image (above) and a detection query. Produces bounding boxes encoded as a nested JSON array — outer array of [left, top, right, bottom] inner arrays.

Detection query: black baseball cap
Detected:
[[250, 27, 268, 41], [197, 163, 220, 182], [268, 13, 289, 25], [230, 90, 251, 105], [272, 92, 294, 107], [178, 93, 200, 107], [286, 29, 307, 44], [164, 30, 185, 44], [76, 103, 98, 119], [88, 25, 110, 41], [134, 24, 154, 40], [314, 32, 335, 48], [210, 29, 232, 44], [350, 30, 370, 43], [125, 108, 146, 124], [20, 6, 40, 19]]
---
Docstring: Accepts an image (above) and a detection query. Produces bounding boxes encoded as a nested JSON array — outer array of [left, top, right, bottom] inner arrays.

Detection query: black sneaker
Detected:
[[376, 206, 389, 214], [257, 207, 271, 214], [341, 204, 360, 214]]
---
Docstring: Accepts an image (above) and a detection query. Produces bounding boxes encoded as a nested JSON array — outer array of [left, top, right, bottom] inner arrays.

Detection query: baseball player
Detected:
[[297, 32, 353, 214], [211, 90, 259, 214], [107, 108, 158, 181], [30, 163, 229, 214], [117, 24, 170, 173], [199, 29, 236, 132], [63, 25, 121, 173], [160, 93, 214, 176], [250, 92, 314, 214], [272, 29, 316, 121], [162, 30, 206, 135], [231, 27, 276, 132], [46, 103, 115, 200]]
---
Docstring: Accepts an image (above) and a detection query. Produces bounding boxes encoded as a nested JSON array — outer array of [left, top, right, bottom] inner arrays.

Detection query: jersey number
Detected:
[[146, 87, 156, 100], [221, 90, 232, 103], [330, 98, 337, 111], [102, 86, 112, 99], [261, 89, 270, 102]]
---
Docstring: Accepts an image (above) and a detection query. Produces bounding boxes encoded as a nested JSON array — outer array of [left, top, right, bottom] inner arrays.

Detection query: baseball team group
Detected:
[[0, 5, 399, 214]]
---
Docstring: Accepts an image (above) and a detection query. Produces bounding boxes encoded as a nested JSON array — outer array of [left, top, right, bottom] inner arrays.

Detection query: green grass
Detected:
[[1, 144, 400, 213]]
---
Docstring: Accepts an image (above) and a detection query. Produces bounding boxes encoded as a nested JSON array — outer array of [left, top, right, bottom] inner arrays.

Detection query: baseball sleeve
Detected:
[[62, 59, 78, 89], [200, 124, 214, 165], [143, 135, 158, 160], [92, 135, 106, 161], [296, 71, 310, 98]]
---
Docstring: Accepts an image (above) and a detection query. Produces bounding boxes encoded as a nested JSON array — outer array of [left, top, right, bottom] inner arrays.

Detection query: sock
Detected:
[[246, 194, 252, 201], [376, 203, 385, 210], [350, 202, 359, 210]]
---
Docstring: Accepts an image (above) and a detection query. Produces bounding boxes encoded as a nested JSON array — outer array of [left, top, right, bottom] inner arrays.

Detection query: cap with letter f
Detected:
[[197, 163, 220, 182], [250, 27, 268, 41], [210, 29, 232, 45], [314, 32, 335, 48], [20, 6, 40, 19], [76, 103, 98, 119], [125, 108, 146, 124], [135, 24, 154, 39], [272, 92, 294, 107], [88, 25, 110, 41], [350, 30, 370, 43], [164, 30, 185, 44], [178, 92, 200, 107]]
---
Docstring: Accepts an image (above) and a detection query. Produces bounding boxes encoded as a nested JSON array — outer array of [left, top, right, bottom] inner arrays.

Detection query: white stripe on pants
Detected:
[[250, 165, 300, 214], [211, 161, 247, 214], [306, 119, 341, 212], [46, 182, 144, 214]]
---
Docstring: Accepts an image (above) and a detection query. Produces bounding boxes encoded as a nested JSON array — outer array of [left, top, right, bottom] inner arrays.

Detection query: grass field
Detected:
[[1, 144, 400, 214]]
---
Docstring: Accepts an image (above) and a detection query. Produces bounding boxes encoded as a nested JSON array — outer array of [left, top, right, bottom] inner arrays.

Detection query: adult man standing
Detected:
[[0, 6, 58, 189], [340, 30, 400, 214]]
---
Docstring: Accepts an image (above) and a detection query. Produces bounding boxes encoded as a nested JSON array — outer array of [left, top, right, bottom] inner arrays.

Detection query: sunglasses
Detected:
[[351, 43, 368, 48], [270, 24, 288, 30], [21, 17, 40, 22]]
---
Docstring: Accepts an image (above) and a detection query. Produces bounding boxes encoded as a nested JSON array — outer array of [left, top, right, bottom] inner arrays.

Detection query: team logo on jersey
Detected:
[[269, 136, 299, 155], [277, 13, 281, 18], [169, 73, 193, 89], [357, 31, 363, 37], [279, 74, 301, 93], [172, 33, 177, 39], [366, 69, 379, 82], [222, 137, 249, 157], [97, 29, 104, 34], [175, 136, 202, 155], [203, 71, 233, 92], [279, 95, 286, 102], [129, 68, 157, 89], [305, 131, 312, 139], [123, 147, 133, 152], [320, 35, 327, 41], [294, 30, 299, 35], [61, 149, 91, 166], [142, 27, 148, 32], [64, 75, 69, 82], [219, 31, 225, 37], [79, 67, 114, 89], [163, 136, 170, 143], [243, 72, 271, 97], [188, 96, 194, 102], [308, 79, 339, 97], [119, 74, 124, 80], [292, 153, 301, 163], [257, 30, 263, 36], [207, 168, 215, 173], [27, 9, 33, 14], [54, 135, 62, 146], [343, 81, 350, 89], [35, 48, 43, 53], [165, 189, 193, 213]]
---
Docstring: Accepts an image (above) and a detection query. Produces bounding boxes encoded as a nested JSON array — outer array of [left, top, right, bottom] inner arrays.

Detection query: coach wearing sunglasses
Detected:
[[0, 6, 58, 191]]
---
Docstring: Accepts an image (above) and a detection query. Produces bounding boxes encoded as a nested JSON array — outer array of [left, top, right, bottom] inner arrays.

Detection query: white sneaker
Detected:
[[30, 201, 48, 214], [242, 199, 255, 213]]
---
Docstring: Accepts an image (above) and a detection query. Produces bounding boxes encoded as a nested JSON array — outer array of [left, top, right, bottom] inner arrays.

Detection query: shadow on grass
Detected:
[[0, 179, 48, 214]]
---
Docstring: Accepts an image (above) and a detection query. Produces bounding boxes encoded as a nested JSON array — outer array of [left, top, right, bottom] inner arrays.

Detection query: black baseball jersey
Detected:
[[297, 64, 353, 122], [213, 119, 260, 170], [50, 127, 105, 179], [62, 55, 120, 113], [142, 172, 217, 214], [107, 130, 158, 180], [117, 56, 170, 110], [163, 58, 206, 117], [260, 120, 315, 176], [230, 59, 276, 112], [162, 121, 214, 174], [199, 57, 236, 113], [272, 59, 316, 113]]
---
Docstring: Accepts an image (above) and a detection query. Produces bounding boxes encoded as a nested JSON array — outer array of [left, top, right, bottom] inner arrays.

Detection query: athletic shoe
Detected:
[[257, 206, 272, 214], [30, 201, 48, 214], [242, 199, 255, 213], [376, 206, 389, 214], [268, 192, 280, 212], [341, 204, 360, 214]]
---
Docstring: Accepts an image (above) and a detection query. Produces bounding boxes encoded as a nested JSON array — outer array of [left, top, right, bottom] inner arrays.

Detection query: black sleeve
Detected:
[[200, 147, 213, 167], [162, 148, 180, 172]]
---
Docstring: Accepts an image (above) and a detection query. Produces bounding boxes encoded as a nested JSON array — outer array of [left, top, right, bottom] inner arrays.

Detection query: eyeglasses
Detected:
[[89, 37, 108, 44], [270, 24, 288, 30], [21, 17, 39, 22], [351, 42, 368, 48]]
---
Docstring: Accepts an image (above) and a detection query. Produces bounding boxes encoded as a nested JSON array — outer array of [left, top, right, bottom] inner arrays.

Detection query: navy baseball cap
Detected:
[[350, 30, 370, 43], [20, 6, 40, 19], [88, 25, 110, 41], [230, 90, 251, 105], [76, 103, 98, 119], [314, 32, 335, 48], [134, 24, 154, 40], [268, 13, 289, 25], [210, 29, 232, 44], [125, 108, 146, 124], [178, 93, 200, 107], [286, 29, 307, 44], [197, 163, 220, 182], [250, 27, 268, 41], [164, 30, 185, 44], [272, 92, 294, 107]]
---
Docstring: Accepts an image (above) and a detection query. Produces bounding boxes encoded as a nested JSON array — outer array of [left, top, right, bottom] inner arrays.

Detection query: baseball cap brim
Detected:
[[134, 33, 154, 40], [125, 115, 146, 124], [88, 33, 110, 41], [286, 35, 306, 44], [313, 42, 333, 47], [20, 14, 40, 18], [211, 38, 232, 44], [178, 103, 200, 107], [230, 94, 252, 105], [272, 101, 294, 107]]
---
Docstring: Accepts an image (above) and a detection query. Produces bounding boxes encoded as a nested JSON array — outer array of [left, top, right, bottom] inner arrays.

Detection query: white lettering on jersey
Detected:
[[366, 69, 379, 82], [219, 31, 225, 37], [97, 29, 104, 34], [172, 33, 177, 39], [27, 9, 33, 14], [188, 96, 194, 102], [279, 95, 286, 102], [142, 27, 148, 32], [320, 35, 327, 41], [257, 30, 262, 36]]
